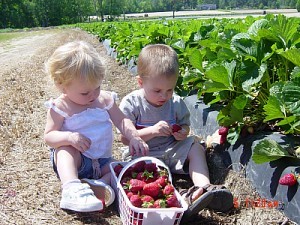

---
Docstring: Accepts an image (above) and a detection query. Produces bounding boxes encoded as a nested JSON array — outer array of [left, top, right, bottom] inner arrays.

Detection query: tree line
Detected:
[[1, 0, 299, 29]]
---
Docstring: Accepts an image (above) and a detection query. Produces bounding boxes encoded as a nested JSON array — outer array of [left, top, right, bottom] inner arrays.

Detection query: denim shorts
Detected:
[[50, 148, 112, 180]]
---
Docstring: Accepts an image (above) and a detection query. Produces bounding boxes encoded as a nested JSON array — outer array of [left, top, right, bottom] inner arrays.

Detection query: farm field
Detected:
[[0, 28, 298, 225], [123, 8, 300, 19]]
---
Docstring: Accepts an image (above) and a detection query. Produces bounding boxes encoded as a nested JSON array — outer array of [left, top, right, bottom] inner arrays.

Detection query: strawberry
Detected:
[[172, 124, 182, 133], [166, 194, 181, 208], [123, 166, 134, 178], [136, 171, 156, 183], [141, 195, 154, 203], [129, 179, 146, 192], [220, 134, 227, 145], [163, 184, 175, 196], [132, 161, 146, 173], [143, 182, 161, 198], [218, 126, 229, 135], [155, 176, 168, 188], [144, 162, 157, 173], [136, 125, 146, 130], [133, 219, 142, 225], [141, 195, 154, 208], [113, 163, 123, 177], [279, 173, 297, 186], [153, 199, 166, 208], [130, 194, 143, 207], [126, 191, 134, 199]]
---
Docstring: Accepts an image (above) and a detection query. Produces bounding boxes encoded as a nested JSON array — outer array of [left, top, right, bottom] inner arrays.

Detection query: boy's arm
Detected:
[[108, 102, 149, 156], [119, 94, 173, 144], [124, 121, 172, 143]]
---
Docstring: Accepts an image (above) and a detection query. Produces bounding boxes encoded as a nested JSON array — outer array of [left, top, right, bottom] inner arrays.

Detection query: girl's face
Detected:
[[138, 75, 177, 107], [62, 77, 102, 106]]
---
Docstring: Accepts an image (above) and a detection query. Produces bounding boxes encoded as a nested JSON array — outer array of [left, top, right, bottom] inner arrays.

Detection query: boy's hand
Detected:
[[153, 121, 172, 137], [172, 128, 188, 141], [68, 132, 91, 153], [129, 136, 149, 157]]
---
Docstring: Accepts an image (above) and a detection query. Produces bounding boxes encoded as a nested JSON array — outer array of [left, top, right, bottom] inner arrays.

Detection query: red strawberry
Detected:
[[279, 173, 297, 186], [126, 191, 134, 199], [132, 161, 146, 173], [163, 184, 175, 196], [133, 219, 142, 225], [129, 179, 146, 192], [143, 182, 161, 198], [123, 167, 134, 178], [172, 124, 182, 133], [141, 195, 154, 203], [141, 195, 154, 208], [153, 199, 166, 208], [136, 125, 145, 130], [136, 171, 156, 183], [113, 163, 123, 177], [144, 162, 157, 173], [220, 134, 227, 145], [155, 176, 168, 188], [218, 126, 229, 135], [130, 194, 143, 207], [166, 194, 181, 208]]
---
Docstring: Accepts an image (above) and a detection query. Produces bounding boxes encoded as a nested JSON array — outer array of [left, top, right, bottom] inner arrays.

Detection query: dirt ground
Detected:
[[0, 28, 297, 225]]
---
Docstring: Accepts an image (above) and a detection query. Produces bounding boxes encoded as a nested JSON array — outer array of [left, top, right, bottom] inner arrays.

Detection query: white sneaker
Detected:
[[81, 178, 115, 207], [60, 183, 103, 212]]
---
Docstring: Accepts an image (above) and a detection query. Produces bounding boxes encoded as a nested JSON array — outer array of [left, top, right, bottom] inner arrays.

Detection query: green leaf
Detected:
[[291, 67, 300, 80], [247, 19, 268, 39], [231, 33, 257, 57], [276, 116, 296, 126], [189, 49, 203, 72], [226, 126, 241, 145], [205, 61, 235, 89], [172, 39, 185, 51], [279, 49, 300, 67], [241, 62, 266, 93], [263, 96, 285, 122], [203, 80, 229, 93], [233, 95, 248, 110], [283, 82, 300, 115], [252, 139, 292, 164]]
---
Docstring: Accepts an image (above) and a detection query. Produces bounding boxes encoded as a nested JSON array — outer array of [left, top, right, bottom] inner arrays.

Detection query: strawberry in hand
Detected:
[[172, 124, 182, 133]]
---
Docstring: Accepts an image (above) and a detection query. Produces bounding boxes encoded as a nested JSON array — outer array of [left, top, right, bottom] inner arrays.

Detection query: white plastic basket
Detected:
[[109, 157, 188, 225]]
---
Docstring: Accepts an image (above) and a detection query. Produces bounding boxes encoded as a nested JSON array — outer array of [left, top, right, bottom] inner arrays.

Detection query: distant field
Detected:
[[123, 8, 300, 19]]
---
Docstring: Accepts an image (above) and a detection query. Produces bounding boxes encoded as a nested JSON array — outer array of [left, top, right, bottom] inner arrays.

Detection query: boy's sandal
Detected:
[[180, 186, 214, 221], [202, 184, 234, 213]]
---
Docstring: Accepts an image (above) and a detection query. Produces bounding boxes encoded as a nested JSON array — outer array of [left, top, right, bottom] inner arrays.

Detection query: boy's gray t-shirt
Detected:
[[119, 89, 190, 150]]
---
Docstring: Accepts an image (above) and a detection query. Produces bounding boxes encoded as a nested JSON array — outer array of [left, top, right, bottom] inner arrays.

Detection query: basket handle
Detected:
[[117, 156, 172, 183]]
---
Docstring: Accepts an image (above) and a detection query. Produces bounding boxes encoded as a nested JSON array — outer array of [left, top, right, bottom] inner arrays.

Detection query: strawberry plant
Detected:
[[76, 15, 300, 148]]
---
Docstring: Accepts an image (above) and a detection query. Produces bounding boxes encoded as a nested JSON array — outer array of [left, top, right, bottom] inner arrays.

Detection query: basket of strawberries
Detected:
[[110, 156, 188, 225]]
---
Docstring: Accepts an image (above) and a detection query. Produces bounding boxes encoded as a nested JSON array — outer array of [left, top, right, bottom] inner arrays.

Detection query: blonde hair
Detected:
[[45, 41, 105, 87], [137, 44, 179, 80]]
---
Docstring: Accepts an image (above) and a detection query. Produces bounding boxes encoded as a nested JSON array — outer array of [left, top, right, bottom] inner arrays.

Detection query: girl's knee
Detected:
[[56, 146, 82, 167]]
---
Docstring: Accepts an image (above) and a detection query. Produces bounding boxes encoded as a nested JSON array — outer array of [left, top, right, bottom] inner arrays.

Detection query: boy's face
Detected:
[[138, 75, 177, 107]]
